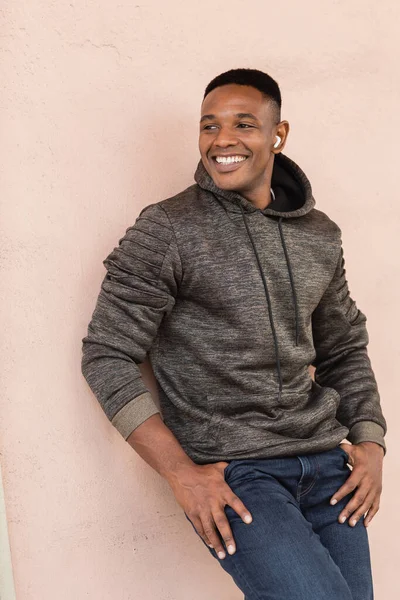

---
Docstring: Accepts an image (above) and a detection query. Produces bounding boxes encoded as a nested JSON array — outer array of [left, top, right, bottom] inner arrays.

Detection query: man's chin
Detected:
[[210, 172, 248, 193]]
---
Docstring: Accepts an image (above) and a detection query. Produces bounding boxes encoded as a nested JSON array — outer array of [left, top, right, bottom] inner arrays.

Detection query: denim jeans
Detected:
[[185, 445, 373, 599]]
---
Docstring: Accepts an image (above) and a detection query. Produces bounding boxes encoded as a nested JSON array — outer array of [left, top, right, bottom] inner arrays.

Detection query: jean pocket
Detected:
[[223, 460, 235, 480], [337, 445, 350, 462]]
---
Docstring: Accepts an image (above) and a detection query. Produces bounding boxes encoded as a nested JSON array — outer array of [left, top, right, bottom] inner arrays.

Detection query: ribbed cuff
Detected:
[[347, 421, 386, 456], [111, 392, 160, 440]]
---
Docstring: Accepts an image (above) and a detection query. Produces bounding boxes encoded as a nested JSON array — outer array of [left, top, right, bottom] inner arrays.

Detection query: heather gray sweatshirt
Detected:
[[81, 153, 387, 463]]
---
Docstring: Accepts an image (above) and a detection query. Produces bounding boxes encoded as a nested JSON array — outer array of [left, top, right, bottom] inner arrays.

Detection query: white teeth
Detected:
[[215, 155, 247, 164]]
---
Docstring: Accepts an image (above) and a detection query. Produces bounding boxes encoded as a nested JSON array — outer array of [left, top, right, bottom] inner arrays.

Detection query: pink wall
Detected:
[[1, 1, 399, 598]]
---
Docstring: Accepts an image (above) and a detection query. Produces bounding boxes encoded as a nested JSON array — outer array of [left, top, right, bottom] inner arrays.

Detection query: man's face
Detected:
[[199, 84, 281, 196]]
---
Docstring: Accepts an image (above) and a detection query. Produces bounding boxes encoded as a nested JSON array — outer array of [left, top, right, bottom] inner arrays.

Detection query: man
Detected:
[[81, 68, 387, 599]]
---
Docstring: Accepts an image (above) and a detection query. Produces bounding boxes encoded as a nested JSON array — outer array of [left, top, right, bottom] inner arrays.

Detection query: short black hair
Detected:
[[203, 68, 281, 122]]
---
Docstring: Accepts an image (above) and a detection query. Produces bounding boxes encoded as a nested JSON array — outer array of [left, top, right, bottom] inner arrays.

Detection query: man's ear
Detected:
[[272, 120, 290, 154]]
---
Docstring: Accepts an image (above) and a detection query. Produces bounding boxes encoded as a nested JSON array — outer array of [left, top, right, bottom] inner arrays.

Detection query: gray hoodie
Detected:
[[81, 153, 387, 463]]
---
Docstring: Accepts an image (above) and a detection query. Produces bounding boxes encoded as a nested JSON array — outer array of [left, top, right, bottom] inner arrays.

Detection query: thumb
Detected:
[[339, 444, 354, 465], [214, 460, 230, 472]]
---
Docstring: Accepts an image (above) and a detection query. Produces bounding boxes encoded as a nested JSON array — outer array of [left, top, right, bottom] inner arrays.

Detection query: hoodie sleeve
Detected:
[[311, 241, 387, 455], [81, 203, 182, 440]]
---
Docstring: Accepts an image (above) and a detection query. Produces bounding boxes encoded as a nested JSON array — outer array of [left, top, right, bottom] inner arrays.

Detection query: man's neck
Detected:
[[240, 185, 274, 210]]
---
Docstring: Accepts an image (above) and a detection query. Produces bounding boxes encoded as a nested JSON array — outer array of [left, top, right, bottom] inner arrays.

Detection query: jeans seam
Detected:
[[299, 472, 318, 497], [299, 457, 321, 498]]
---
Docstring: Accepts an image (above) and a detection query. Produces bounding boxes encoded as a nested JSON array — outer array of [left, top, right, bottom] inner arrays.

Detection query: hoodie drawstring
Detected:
[[237, 203, 300, 401], [238, 202, 283, 403], [278, 217, 300, 347]]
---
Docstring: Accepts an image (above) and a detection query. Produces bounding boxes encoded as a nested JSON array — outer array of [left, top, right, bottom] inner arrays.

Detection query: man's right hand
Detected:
[[126, 414, 253, 559], [167, 461, 253, 559]]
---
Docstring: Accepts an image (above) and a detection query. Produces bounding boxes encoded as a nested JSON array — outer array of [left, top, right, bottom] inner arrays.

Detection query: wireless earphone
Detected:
[[274, 136, 281, 149]]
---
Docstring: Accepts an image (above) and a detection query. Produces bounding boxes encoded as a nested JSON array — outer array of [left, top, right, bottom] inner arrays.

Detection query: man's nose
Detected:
[[213, 127, 239, 147]]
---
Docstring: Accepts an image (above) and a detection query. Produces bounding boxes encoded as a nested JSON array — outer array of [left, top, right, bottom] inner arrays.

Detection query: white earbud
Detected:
[[274, 136, 281, 149]]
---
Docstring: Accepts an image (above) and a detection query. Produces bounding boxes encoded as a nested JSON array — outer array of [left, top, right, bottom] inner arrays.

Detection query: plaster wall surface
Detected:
[[1, 1, 399, 598]]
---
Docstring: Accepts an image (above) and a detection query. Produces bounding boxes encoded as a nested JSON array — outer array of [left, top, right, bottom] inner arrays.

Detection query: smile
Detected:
[[211, 155, 249, 172], [215, 155, 247, 164]]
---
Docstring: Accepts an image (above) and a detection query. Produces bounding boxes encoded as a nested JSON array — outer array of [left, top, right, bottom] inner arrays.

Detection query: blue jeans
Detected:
[[185, 445, 373, 599]]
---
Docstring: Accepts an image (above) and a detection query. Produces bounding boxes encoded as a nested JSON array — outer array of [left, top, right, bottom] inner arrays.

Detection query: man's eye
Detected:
[[203, 125, 218, 130], [237, 123, 253, 128]]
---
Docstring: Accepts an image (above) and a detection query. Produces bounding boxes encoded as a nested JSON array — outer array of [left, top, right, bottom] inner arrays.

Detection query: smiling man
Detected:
[[81, 68, 387, 600]]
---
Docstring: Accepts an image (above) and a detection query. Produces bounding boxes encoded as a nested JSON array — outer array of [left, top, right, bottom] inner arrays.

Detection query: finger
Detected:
[[191, 516, 214, 548], [201, 515, 227, 560], [337, 484, 372, 524], [330, 470, 361, 505], [347, 491, 375, 527], [226, 492, 253, 524], [364, 497, 381, 528], [212, 508, 236, 555]]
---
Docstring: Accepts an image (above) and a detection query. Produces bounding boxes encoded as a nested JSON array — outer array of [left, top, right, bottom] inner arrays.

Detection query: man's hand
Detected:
[[330, 442, 384, 528], [126, 414, 252, 559], [125, 415, 252, 558], [167, 461, 253, 559]]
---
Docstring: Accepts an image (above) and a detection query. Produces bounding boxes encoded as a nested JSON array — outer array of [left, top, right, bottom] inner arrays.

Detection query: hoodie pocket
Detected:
[[191, 384, 343, 454], [190, 390, 293, 451], [180, 394, 223, 446]]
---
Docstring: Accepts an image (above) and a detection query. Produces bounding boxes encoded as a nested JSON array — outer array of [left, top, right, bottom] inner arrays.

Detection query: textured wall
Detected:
[[1, 1, 399, 598]]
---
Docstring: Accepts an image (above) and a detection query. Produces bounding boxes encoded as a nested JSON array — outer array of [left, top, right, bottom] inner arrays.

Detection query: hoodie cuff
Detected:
[[111, 392, 160, 440], [347, 421, 386, 456]]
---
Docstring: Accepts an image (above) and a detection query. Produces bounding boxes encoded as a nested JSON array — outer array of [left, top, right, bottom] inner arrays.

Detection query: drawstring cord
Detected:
[[237, 201, 283, 402], [236, 202, 302, 400], [278, 217, 300, 347]]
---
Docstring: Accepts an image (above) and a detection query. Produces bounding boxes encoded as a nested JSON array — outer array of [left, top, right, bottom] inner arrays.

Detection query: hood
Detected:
[[194, 152, 315, 217]]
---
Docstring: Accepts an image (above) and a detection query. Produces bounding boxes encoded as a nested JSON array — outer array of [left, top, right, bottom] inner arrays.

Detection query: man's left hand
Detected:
[[330, 441, 384, 528]]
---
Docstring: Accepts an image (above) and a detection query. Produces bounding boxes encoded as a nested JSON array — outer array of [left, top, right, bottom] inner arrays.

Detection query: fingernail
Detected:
[[227, 544, 235, 555], [340, 515, 346, 523], [217, 551, 226, 559], [244, 514, 252, 523], [330, 498, 337, 505], [350, 519, 357, 526]]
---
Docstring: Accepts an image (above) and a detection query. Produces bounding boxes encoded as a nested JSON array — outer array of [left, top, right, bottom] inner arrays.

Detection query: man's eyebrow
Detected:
[[200, 112, 260, 123], [236, 112, 259, 121], [200, 114, 216, 123]]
